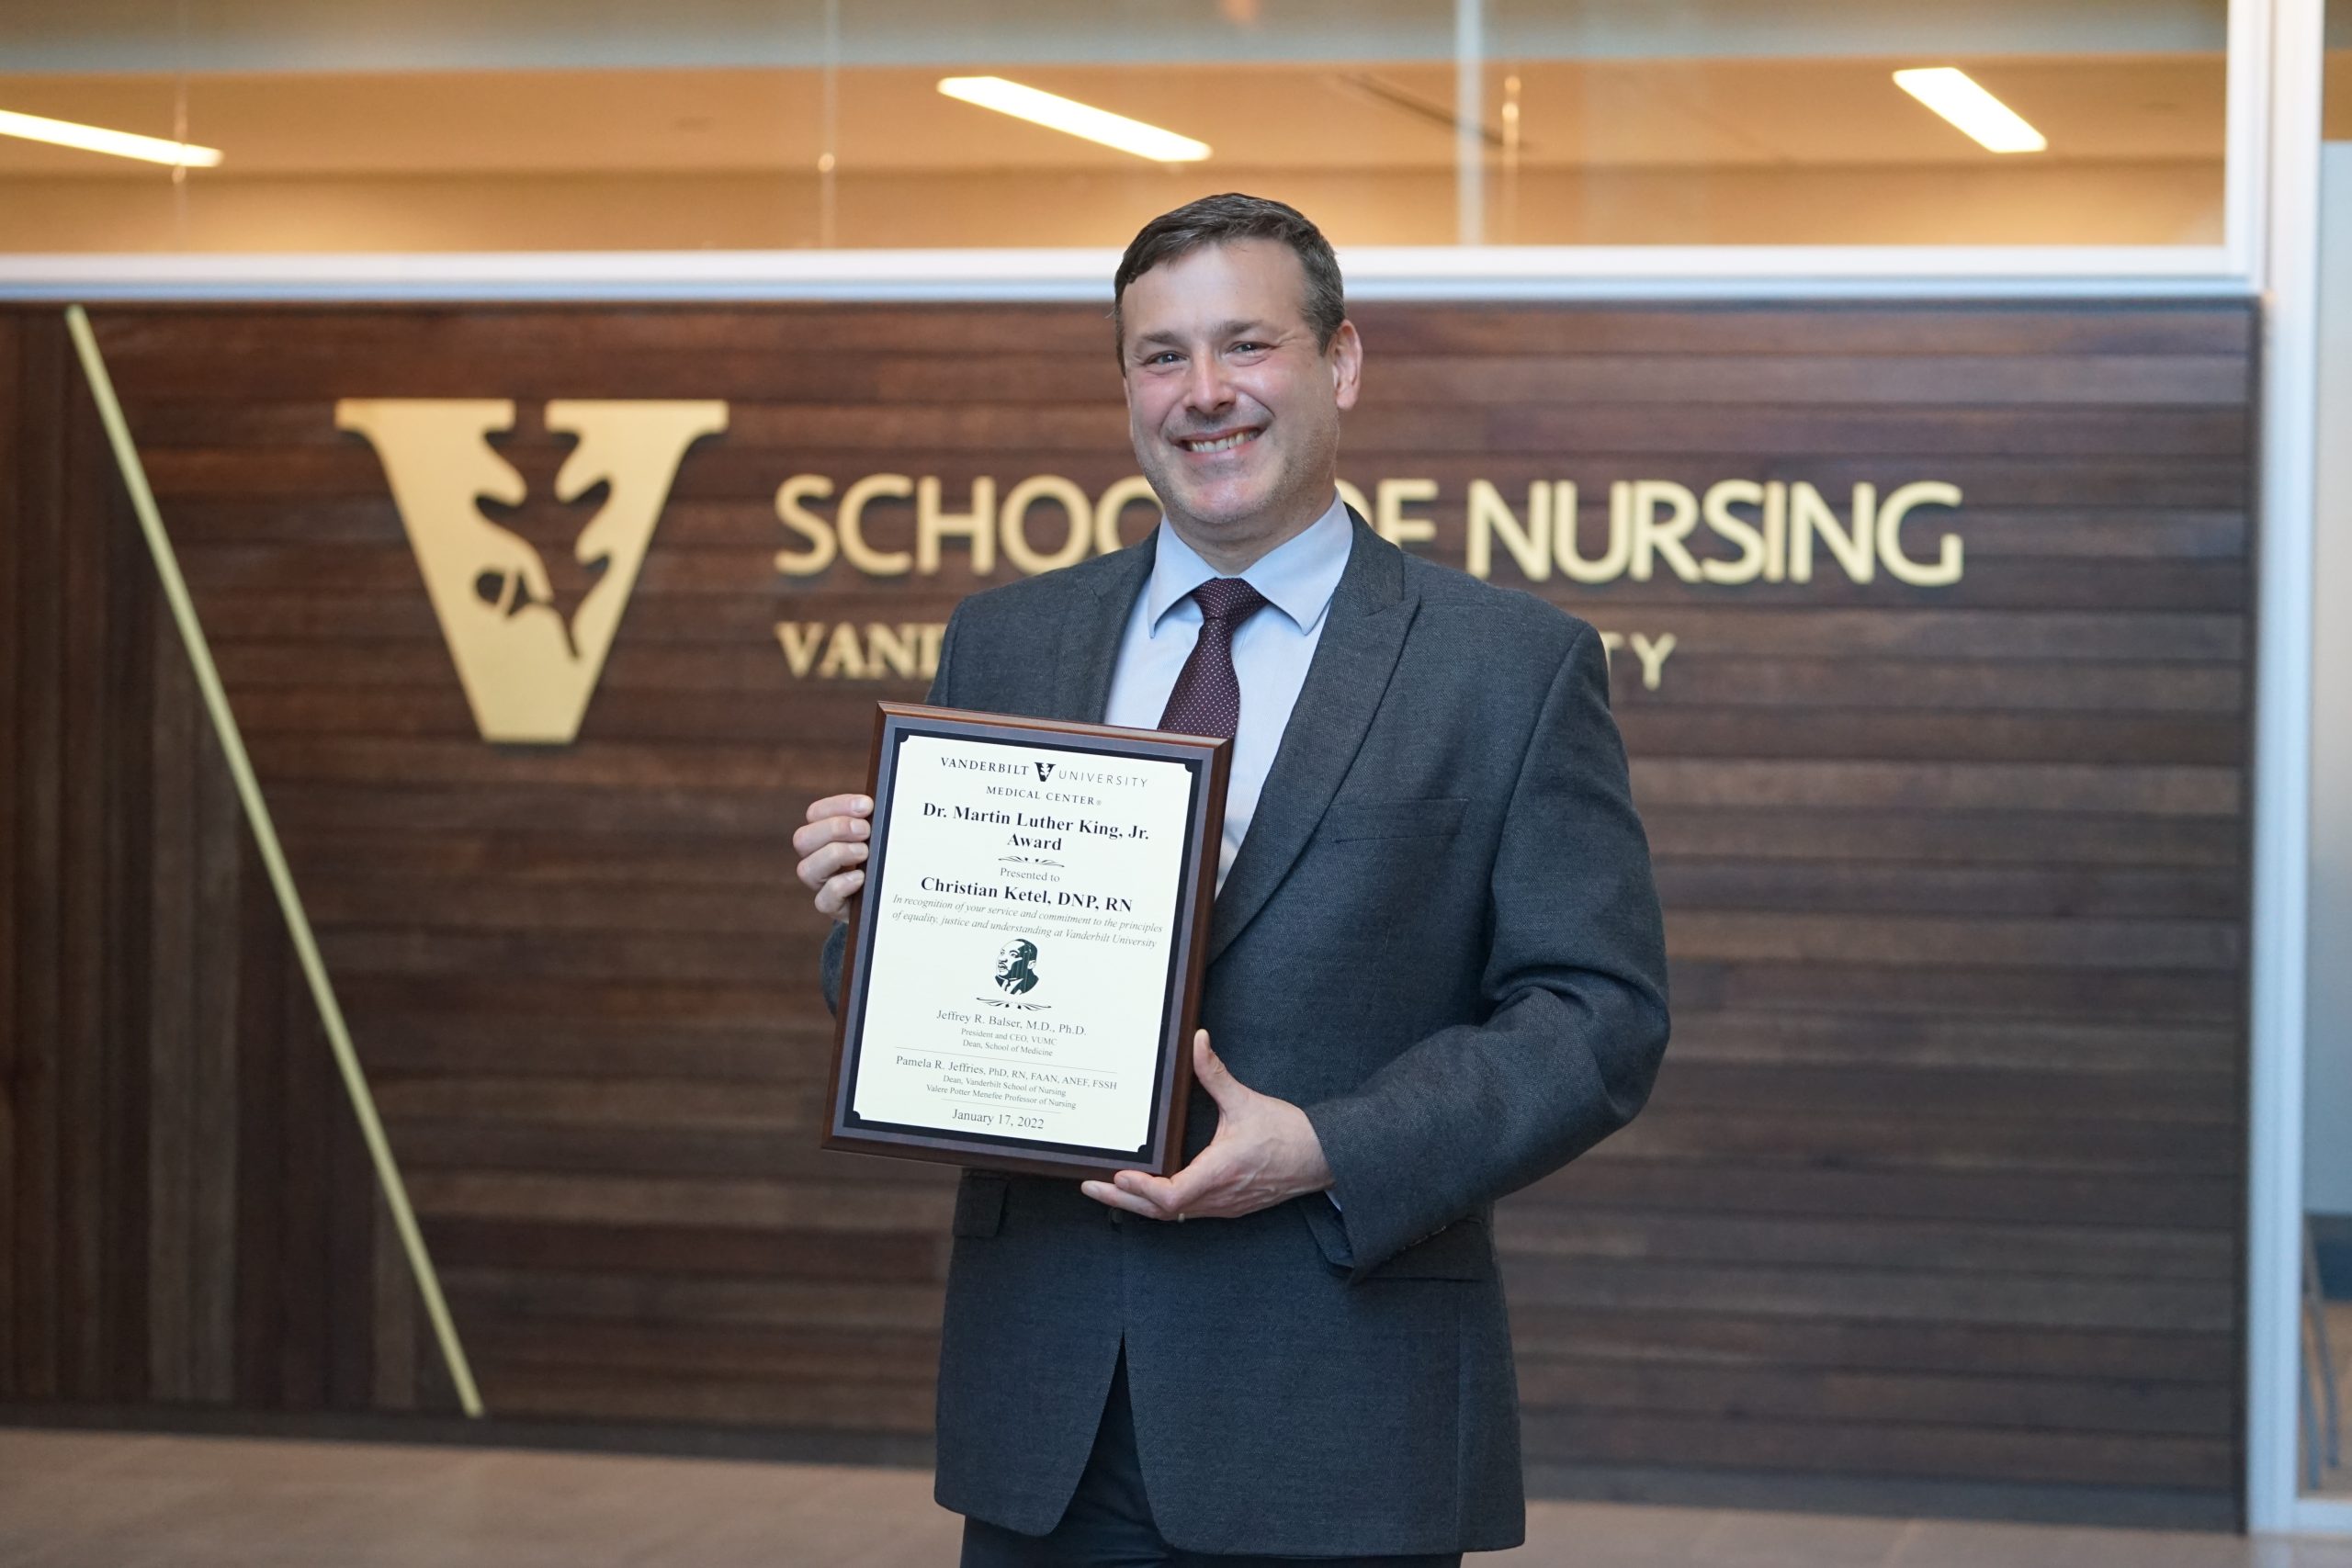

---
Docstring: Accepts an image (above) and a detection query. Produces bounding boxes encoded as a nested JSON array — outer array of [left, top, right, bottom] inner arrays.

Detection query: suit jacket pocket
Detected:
[[1300, 1201, 1495, 1282], [1370, 1215, 1496, 1281], [952, 1174, 1008, 1238], [1319, 795, 1468, 844]]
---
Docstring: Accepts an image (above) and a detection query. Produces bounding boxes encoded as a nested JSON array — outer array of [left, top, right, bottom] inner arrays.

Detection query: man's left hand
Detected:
[[1080, 1031, 1334, 1222]]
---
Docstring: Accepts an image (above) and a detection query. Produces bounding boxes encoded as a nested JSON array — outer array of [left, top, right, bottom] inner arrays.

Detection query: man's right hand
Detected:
[[793, 793, 873, 918]]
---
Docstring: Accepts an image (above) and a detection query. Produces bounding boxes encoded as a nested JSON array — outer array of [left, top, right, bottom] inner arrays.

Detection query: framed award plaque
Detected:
[[821, 703, 1231, 1179]]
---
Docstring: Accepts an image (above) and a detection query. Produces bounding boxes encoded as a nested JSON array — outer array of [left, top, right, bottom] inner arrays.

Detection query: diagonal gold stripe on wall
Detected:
[[64, 305, 485, 1420]]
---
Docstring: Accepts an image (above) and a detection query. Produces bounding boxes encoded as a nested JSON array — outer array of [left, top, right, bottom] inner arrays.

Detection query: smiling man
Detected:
[[1117, 230, 1358, 579], [795, 194, 1669, 1568]]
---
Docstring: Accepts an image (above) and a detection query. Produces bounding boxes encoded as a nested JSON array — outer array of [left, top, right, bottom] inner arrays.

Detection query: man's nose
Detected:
[[1182, 354, 1235, 417]]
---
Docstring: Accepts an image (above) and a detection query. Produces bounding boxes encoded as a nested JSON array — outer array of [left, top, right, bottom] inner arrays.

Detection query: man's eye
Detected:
[[1232, 343, 1266, 355]]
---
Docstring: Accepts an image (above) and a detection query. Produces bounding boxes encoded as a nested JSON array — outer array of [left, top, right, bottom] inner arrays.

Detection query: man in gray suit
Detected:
[[794, 194, 1669, 1566]]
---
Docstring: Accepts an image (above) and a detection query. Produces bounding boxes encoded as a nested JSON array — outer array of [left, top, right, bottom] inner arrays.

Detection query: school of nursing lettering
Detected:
[[825, 709, 1227, 1175], [773, 472, 1965, 690]]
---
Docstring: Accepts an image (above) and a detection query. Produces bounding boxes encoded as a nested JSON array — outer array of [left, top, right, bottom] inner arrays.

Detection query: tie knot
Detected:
[[1191, 577, 1268, 626]]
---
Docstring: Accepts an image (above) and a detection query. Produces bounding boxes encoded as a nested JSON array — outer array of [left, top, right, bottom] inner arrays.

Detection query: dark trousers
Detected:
[[957, 1352, 1464, 1568]]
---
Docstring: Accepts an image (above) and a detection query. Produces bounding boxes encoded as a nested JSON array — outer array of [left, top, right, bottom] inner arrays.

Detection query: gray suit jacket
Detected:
[[822, 514, 1668, 1555]]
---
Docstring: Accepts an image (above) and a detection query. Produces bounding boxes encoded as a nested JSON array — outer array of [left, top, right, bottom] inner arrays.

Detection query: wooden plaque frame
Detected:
[[821, 703, 1230, 1179]]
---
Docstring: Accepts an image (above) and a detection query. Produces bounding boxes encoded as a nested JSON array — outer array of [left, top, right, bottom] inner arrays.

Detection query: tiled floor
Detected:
[[2, 1428, 2350, 1568]]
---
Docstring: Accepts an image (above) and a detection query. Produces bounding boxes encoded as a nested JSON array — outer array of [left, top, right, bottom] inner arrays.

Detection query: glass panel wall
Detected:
[[2305, 0, 2352, 1509], [0, 0, 2233, 253]]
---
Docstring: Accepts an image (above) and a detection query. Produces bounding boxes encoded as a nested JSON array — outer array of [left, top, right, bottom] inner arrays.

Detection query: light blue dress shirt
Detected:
[[1102, 492, 1354, 892]]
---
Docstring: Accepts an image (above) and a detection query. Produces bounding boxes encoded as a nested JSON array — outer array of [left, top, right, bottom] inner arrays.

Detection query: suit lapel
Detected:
[[1046, 532, 1157, 723], [1207, 516, 1417, 965]]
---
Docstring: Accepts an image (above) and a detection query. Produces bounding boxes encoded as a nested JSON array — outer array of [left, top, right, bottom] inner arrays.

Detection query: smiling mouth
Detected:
[[1177, 428, 1261, 455]]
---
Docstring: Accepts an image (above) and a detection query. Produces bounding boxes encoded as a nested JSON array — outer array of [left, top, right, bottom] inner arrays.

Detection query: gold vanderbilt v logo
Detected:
[[336, 399, 727, 744]]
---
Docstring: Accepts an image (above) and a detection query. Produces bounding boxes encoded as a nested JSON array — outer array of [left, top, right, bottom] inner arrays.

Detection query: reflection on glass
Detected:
[[0, 0, 2237, 252], [1483, 0, 2227, 246], [0, 74, 198, 251], [2308, 1218, 2351, 1496]]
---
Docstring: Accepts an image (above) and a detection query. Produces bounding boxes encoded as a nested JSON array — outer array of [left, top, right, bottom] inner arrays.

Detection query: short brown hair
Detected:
[[1112, 193, 1345, 365]]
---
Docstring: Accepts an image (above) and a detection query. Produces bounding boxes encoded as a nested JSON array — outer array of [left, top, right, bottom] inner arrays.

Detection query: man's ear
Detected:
[[1329, 320, 1363, 412]]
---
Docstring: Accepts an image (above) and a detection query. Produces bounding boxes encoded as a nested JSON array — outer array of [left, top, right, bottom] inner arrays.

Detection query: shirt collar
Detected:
[[1145, 492, 1353, 636]]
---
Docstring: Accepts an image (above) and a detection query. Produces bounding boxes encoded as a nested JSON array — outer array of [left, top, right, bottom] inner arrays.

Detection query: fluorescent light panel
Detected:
[[937, 76, 1208, 163], [0, 107, 222, 167], [1892, 68, 2046, 154]]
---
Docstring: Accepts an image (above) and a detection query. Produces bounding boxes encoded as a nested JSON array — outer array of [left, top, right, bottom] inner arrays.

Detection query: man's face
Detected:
[[1118, 239, 1362, 561], [996, 943, 1024, 979]]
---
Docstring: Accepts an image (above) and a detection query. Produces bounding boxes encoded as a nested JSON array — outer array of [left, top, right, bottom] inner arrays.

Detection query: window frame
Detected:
[[0, 0, 2274, 298]]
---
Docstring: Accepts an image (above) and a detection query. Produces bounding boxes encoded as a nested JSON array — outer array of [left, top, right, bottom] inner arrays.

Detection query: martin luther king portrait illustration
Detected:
[[993, 939, 1041, 997]]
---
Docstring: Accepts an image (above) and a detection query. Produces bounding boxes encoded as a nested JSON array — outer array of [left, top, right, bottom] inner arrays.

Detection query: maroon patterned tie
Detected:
[[1157, 578, 1270, 740]]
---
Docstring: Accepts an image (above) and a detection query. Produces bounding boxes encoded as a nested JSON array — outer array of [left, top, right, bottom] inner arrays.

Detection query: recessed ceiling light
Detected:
[[1893, 68, 2047, 154], [937, 77, 1209, 163], [0, 107, 222, 167]]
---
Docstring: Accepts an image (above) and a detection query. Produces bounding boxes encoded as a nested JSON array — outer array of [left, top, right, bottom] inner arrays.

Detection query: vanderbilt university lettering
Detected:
[[777, 619, 1683, 693]]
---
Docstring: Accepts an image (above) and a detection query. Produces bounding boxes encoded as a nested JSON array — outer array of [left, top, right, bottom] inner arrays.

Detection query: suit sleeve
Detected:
[[1302, 621, 1669, 1278], [820, 604, 969, 1015]]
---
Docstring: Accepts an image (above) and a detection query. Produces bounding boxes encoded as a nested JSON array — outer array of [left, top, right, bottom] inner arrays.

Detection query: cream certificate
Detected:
[[850, 732, 1201, 1154]]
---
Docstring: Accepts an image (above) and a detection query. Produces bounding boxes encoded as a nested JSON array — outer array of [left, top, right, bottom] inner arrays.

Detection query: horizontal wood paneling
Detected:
[[0, 300, 2253, 1523]]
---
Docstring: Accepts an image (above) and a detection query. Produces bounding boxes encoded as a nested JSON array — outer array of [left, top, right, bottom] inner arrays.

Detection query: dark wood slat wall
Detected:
[[0, 301, 2253, 1525], [2, 313, 406, 1419], [0, 313, 20, 1395]]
